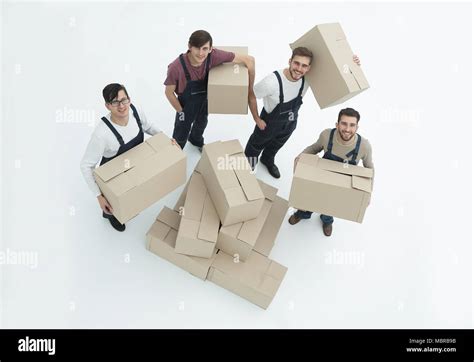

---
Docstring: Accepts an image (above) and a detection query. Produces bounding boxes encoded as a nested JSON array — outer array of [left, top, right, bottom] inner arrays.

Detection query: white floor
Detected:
[[1, 1, 472, 328]]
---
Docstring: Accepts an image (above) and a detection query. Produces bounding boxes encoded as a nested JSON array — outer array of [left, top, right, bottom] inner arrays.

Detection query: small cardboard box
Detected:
[[198, 140, 264, 226], [208, 250, 288, 309], [290, 23, 369, 109], [208, 46, 249, 115], [94, 132, 186, 224], [217, 180, 288, 261], [289, 154, 373, 223], [146, 207, 217, 280], [175, 171, 220, 258]]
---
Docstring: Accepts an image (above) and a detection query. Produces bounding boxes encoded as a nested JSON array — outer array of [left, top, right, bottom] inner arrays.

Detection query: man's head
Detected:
[[288, 47, 313, 80], [187, 30, 213, 65], [103, 83, 130, 118], [335, 108, 360, 142]]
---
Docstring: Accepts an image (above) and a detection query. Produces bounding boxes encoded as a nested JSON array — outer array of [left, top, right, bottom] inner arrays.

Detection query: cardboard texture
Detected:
[[175, 171, 220, 258], [208, 46, 249, 115], [199, 140, 265, 226], [208, 250, 288, 309], [146, 207, 217, 280], [94, 132, 186, 224], [288, 153, 373, 223], [290, 23, 369, 109], [217, 180, 288, 261]]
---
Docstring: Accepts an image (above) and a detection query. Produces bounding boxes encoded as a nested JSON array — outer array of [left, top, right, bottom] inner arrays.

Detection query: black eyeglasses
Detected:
[[109, 98, 130, 107]]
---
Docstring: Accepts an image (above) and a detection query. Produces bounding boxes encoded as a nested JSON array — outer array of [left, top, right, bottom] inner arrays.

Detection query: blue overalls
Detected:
[[99, 103, 144, 220], [172, 53, 211, 149], [295, 128, 362, 225], [244, 71, 305, 168]]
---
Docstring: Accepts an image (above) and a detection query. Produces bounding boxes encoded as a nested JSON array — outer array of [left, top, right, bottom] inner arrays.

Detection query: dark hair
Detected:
[[188, 30, 213, 48], [102, 83, 129, 103], [337, 108, 360, 123], [291, 47, 313, 65]]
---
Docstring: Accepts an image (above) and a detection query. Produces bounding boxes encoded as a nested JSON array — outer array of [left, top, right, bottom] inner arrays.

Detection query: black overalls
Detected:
[[245, 71, 305, 168], [172, 53, 211, 149], [323, 128, 362, 166], [295, 128, 362, 224], [99, 104, 144, 221]]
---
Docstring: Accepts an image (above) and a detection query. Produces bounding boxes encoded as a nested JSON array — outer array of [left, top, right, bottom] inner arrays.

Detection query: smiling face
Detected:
[[105, 89, 130, 119], [336, 114, 359, 142], [288, 55, 311, 80], [188, 41, 212, 65]]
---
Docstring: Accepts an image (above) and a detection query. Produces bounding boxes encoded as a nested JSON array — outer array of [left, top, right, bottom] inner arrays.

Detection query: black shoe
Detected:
[[261, 160, 280, 179], [103, 212, 126, 232]]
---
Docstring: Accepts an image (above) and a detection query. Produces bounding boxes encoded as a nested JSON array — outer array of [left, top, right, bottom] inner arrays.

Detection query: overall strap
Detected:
[[273, 71, 284, 105], [179, 54, 191, 82], [327, 128, 336, 154], [297, 76, 305, 97], [346, 134, 362, 163], [101, 117, 124, 146], [129, 104, 143, 132]]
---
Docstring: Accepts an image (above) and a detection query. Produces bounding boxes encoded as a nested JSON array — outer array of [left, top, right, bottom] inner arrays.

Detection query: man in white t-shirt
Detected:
[[80, 83, 176, 232], [244, 47, 361, 179]]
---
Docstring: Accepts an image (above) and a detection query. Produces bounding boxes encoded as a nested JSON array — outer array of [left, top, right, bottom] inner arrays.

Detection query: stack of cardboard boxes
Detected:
[[146, 139, 289, 309]]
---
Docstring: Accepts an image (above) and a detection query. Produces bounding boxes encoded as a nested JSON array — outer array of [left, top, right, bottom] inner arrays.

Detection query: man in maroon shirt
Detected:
[[164, 30, 260, 151]]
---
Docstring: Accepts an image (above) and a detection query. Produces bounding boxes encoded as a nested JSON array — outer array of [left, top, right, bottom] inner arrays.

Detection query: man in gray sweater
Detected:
[[289, 108, 374, 236]]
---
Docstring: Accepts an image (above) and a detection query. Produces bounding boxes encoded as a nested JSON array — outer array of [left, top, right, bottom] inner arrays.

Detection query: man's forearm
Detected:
[[165, 92, 183, 113]]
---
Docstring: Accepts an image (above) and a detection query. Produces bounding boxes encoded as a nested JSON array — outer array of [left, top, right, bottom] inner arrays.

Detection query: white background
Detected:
[[1, 1, 472, 328]]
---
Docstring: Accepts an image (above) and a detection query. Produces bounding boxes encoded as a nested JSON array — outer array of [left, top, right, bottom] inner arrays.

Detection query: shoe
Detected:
[[322, 223, 332, 237], [288, 213, 302, 225], [103, 212, 126, 232], [261, 160, 280, 179]]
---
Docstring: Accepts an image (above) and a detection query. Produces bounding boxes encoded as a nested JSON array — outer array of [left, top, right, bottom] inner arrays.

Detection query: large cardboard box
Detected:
[[290, 23, 369, 109], [217, 180, 288, 261], [94, 132, 186, 224], [198, 140, 265, 226], [208, 250, 287, 309], [146, 207, 217, 280], [289, 154, 373, 223], [175, 171, 220, 258], [208, 46, 249, 115]]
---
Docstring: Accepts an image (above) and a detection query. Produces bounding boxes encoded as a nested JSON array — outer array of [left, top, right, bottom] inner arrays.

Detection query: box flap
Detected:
[[214, 139, 245, 157], [214, 46, 248, 57], [352, 175, 372, 193], [233, 167, 264, 201], [257, 180, 278, 202], [156, 207, 180, 231], [317, 156, 373, 178], [238, 200, 272, 245], [147, 219, 171, 245], [198, 193, 220, 243], [220, 222, 243, 239], [93, 142, 155, 182], [145, 132, 172, 152], [184, 172, 207, 221]]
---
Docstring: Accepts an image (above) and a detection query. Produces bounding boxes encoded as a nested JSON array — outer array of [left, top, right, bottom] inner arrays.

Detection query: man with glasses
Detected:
[[80, 83, 177, 232], [164, 29, 258, 151]]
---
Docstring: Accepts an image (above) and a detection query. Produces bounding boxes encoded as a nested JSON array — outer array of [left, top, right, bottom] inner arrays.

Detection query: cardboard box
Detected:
[[288, 154, 373, 223], [217, 180, 288, 261], [175, 171, 220, 258], [146, 207, 217, 280], [93, 132, 186, 224], [290, 23, 369, 109], [208, 46, 249, 115], [198, 140, 265, 226], [208, 250, 287, 309]]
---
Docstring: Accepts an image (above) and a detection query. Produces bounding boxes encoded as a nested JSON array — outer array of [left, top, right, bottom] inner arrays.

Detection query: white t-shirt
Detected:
[[80, 105, 161, 196], [254, 69, 310, 113]]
